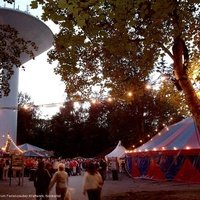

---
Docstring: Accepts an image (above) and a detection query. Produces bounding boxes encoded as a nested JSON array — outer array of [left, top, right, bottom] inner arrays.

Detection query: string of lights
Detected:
[[1, 134, 23, 153], [0, 83, 155, 111]]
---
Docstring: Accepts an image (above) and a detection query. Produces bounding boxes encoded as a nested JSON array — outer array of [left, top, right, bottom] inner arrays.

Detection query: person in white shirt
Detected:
[[49, 163, 68, 200], [82, 162, 103, 200]]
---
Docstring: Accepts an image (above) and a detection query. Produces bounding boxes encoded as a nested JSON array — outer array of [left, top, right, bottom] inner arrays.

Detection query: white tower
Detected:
[[0, 8, 54, 147]]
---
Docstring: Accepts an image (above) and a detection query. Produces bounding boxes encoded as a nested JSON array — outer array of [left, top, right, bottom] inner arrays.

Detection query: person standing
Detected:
[[99, 158, 107, 182], [34, 161, 51, 200], [83, 162, 103, 200], [3, 159, 10, 180], [48, 163, 69, 200], [0, 158, 5, 180]]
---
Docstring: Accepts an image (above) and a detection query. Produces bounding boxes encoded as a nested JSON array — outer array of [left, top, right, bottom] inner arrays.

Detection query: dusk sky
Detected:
[[1, 0, 67, 118]]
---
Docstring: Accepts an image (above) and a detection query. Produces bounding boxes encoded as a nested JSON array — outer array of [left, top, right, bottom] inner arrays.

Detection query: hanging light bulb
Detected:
[[107, 97, 112, 102], [145, 84, 151, 90], [127, 92, 133, 97]]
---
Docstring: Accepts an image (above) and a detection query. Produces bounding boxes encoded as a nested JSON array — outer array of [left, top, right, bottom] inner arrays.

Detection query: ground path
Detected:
[[0, 172, 200, 200]]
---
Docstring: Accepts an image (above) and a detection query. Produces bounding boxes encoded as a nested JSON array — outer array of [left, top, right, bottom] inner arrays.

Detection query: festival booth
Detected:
[[17, 143, 53, 178], [18, 143, 53, 157], [126, 117, 200, 183], [105, 141, 127, 160], [18, 143, 46, 152], [1, 135, 24, 185], [105, 141, 127, 180]]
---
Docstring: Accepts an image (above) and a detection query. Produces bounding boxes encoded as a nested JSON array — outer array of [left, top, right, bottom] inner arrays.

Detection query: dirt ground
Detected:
[[102, 190, 200, 200], [101, 173, 200, 200], [1, 172, 200, 200]]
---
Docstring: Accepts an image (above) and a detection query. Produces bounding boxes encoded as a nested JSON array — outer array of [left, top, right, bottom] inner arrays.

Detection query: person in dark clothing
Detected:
[[99, 158, 107, 182], [34, 161, 51, 200], [0, 159, 5, 180]]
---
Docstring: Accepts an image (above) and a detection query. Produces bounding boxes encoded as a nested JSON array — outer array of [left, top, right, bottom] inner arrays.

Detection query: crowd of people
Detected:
[[0, 156, 110, 200], [32, 157, 107, 200]]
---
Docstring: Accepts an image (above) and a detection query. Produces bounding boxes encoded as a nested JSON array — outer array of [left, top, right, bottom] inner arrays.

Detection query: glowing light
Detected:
[[22, 104, 29, 110], [197, 91, 200, 98], [107, 97, 112, 102], [153, 148, 157, 151], [162, 147, 165, 150], [2, 134, 24, 154], [147, 134, 150, 138], [185, 146, 190, 150], [127, 92, 133, 97], [145, 84, 151, 90], [132, 145, 135, 148], [91, 99, 97, 104], [158, 132, 161, 136], [139, 140, 143, 143], [173, 147, 177, 150], [145, 149, 148, 152], [1, 147, 5, 151]]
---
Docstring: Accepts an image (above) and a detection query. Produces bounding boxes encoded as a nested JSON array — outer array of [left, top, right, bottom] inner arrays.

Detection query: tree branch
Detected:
[[157, 42, 174, 60]]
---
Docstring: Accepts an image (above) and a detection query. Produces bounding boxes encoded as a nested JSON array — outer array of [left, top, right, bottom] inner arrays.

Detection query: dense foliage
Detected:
[[17, 87, 187, 158], [30, 0, 200, 129]]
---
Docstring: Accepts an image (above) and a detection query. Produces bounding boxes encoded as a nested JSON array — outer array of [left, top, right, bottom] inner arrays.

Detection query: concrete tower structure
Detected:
[[0, 8, 54, 147]]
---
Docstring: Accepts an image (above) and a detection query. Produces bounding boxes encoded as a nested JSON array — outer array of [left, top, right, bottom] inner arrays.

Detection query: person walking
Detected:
[[48, 163, 69, 200], [33, 161, 51, 200], [83, 162, 103, 200]]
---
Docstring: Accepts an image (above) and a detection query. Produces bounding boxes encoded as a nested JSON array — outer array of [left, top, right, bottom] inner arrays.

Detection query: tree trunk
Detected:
[[172, 36, 200, 132]]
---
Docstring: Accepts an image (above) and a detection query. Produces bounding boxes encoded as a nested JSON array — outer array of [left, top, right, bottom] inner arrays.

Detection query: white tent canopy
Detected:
[[105, 141, 127, 159], [18, 143, 46, 152]]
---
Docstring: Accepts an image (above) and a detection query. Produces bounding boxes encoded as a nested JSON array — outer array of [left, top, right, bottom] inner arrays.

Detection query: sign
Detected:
[[12, 154, 23, 170], [10, 154, 24, 186]]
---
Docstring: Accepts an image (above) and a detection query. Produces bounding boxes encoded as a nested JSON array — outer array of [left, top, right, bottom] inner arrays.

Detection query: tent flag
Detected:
[[126, 117, 200, 183]]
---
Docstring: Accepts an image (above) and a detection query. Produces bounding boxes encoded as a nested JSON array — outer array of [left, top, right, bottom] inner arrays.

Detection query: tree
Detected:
[[0, 25, 37, 97], [3, 0, 14, 4], [47, 85, 187, 157], [30, 1, 200, 129], [93, 82, 187, 148], [17, 92, 39, 144]]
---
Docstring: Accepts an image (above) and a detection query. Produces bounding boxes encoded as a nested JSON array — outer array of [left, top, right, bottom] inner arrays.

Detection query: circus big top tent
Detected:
[[125, 117, 200, 183]]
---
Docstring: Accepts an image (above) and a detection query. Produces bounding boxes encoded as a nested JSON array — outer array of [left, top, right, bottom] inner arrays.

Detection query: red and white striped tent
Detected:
[[136, 117, 200, 152], [126, 117, 200, 183]]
